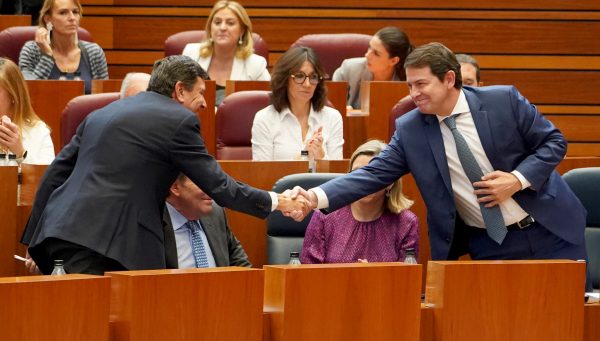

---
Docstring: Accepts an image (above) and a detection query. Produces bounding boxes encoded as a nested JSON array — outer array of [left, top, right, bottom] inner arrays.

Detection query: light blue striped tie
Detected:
[[187, 220, 209, 268], [444, 115, 507, 244]]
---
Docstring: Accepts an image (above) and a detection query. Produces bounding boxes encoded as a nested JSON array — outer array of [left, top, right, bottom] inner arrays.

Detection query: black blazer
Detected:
[[162, 204, 251, 268], [22, 91, 271, 274]]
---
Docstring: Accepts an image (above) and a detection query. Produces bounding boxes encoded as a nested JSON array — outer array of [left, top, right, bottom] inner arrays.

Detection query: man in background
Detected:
[[164, 174, 251, 268], [456, 53, 481, 87]]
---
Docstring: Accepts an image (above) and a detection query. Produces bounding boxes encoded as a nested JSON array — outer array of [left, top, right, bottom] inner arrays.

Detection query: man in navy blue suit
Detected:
[[292, 42, 590, 290]]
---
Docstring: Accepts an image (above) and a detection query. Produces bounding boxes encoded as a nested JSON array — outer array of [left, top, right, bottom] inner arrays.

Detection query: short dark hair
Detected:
[[404, 42, 462, 89], [374, 26, 413, 80], [455, 53, 480, 83], [270, 47, 327, 112], [148, 55, 209, 97]]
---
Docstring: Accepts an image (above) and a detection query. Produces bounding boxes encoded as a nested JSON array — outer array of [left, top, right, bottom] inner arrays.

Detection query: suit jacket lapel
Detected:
[[422, 113, 453, 194], [230, 57, 243, 79], [199, 216, 224, 267], [465, 91, 500, 168], [162, 208, 179, 269]]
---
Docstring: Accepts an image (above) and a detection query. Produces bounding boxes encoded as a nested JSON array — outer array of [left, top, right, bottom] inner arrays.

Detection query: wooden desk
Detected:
[[425, 260, 585, 340], [225, 80, 270, 96], [27, 80, 85, 154], [108, 267, 264, 341], [0, 15, 30, 32], [264, 263, 422, 341], [345, 81, 409, 154], [219, 160, 349, 267], [585, 303, 600, 341], [92, 79, 123, 93], [0, 167, 18, 276], [0, 274, 110, 340], [14, 165, 48, 276], [198, 80, 216, 155]]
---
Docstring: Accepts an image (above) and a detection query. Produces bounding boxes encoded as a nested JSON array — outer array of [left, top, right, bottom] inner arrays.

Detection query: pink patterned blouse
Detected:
[[300, 205, 419, 264]]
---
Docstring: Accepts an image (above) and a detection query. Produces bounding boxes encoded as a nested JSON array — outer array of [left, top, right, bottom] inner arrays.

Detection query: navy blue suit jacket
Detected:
[[22, 91, 271, 273], [320, 86, 586, 260]]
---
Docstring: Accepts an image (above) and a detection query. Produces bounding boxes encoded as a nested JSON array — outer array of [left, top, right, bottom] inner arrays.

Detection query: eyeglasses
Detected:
[[290, 72, 322, 85]]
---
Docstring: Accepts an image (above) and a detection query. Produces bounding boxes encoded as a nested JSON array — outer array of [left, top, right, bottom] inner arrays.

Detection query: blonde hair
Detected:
[[199, 1, 254, 59], [0, 58, 42, 129], [38, 0, 83, 28], [349, 139, 413, 213]]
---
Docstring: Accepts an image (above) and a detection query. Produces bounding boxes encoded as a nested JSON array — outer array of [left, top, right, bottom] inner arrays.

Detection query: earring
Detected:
[[238, 36, 243, 45]]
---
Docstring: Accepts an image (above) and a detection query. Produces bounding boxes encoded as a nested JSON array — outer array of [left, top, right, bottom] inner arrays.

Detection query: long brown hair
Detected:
[[269, 47, 327, 112], [0, 58, 42, 129]]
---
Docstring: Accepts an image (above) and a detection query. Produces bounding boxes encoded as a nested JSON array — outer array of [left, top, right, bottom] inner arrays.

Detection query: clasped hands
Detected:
[[0, 115, 25, 156], [276, 186, 318, 221]]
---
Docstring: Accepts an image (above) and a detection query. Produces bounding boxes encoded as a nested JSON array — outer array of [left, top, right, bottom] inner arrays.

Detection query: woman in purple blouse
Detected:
[[300, 139, 419, 263]]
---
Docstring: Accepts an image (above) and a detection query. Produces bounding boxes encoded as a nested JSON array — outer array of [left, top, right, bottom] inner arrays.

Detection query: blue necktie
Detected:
[[444, 114, 507, 244], [187, 220, 209, 268]]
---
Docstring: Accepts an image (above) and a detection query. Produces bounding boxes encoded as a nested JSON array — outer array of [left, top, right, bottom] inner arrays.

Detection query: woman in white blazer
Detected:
[[332, 27, 413, 109], [182, 1, 270, 105]]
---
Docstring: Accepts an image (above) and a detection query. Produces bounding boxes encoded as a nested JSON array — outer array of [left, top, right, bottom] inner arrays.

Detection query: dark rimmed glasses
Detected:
[[290, 72, 322, 85]]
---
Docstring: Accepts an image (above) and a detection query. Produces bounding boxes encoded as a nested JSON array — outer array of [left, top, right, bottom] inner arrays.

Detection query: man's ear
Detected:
[[169, 180, 181, 197], [445, 70, 456, 89], [172, 81, 185, 103]]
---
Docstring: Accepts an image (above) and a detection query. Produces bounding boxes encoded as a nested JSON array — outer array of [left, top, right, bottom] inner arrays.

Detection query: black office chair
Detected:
[[266, 173, 342, 264], [563, 167, 600, 289]]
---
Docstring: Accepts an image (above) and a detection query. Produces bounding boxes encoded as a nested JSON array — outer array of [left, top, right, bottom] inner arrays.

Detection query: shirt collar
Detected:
[[166, 202, 189, 231], [278, 104, 318, 122], [436, 89, 469, 123]]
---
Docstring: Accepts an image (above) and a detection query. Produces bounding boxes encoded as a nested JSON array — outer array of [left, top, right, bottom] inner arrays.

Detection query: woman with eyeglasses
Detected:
[[251, 47, 343, 161], [301, 140, 419, 264], [333, 26, 413, 109], [19, 0, 108, 94]]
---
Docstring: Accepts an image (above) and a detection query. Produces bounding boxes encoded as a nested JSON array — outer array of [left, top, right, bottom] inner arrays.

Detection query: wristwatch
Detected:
[[15, 150, 27, 164]]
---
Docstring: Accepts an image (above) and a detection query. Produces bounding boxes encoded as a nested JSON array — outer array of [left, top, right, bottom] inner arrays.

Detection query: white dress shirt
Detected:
[[166, 203, 216, 268], [437, 90, 529, 228], [251, 104, 344, 161], [314, 90, 530, 229]]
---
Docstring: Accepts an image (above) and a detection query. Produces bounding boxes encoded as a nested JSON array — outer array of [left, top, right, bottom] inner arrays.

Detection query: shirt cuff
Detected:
[[269, 191, 278, 212], [511, 170, 531, 190], [311, 187, 329, 209]]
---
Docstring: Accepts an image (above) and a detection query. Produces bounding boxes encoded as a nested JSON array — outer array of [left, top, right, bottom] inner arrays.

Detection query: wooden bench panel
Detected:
[[0, 15, 31, 31], [82, 17, 600, 55], [546, 115, 600, 142], [485, 70, 600, 105], [82, 0, 600, 10]]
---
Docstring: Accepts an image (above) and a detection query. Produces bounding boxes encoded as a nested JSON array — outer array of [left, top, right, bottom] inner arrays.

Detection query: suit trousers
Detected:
[[34, 237, 126, 275]]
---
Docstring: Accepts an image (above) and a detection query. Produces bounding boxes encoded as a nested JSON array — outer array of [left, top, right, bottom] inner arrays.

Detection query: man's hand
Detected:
[[25, 251, 41, 274], [0, 115, 25, 157], [473, 170, 522, 207], [276, 191, 312, 222]]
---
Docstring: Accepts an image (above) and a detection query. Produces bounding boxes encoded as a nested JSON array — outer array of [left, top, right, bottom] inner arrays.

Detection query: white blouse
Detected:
[[251, 104, 344, 161], [1, 120, 55, 166]]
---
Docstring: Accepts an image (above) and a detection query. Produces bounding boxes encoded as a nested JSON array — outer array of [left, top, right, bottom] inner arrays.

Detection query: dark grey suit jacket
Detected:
[[162, 203, 251, 268], [22, 91, 270, 274]]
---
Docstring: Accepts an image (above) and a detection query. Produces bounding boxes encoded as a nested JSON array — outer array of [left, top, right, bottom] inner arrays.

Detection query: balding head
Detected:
[[120, 72, 151, 98]]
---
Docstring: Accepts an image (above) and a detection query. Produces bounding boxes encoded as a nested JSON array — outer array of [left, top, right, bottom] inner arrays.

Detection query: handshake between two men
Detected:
[[276, 187, 318, 222]]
